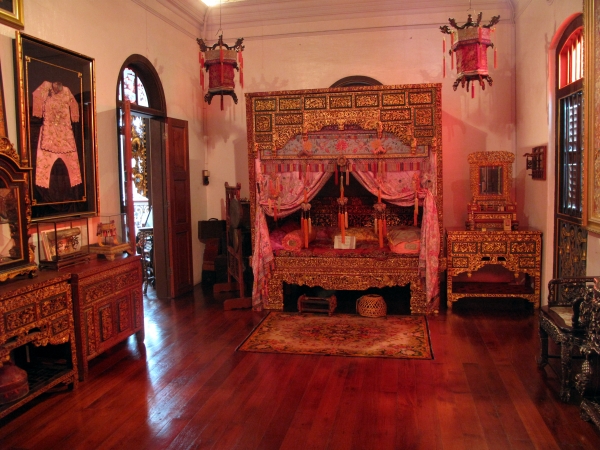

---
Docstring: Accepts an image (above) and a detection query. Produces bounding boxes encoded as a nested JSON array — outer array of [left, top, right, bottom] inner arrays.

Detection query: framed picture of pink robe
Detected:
[[14, 32, 99, 221]]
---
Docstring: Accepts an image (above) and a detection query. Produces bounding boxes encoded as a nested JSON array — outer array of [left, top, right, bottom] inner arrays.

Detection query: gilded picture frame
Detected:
[[0, 0, 23, 30], [14, 32, 99, 221], [584, 0, 600, 233]]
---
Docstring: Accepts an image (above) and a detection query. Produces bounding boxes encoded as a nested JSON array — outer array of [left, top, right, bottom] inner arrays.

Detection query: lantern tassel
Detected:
[[199, 53, 205, 90], [450, 33, 455, 69], [239, 50, 244, 88], [494, 46, 498, 69]]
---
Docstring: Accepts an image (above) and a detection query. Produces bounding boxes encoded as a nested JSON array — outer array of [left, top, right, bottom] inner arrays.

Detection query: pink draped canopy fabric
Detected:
[[251, 157, 440, 313]]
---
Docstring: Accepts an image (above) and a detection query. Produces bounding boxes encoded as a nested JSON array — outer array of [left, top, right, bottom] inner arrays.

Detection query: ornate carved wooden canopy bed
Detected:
[[245, 84, 443, 314]]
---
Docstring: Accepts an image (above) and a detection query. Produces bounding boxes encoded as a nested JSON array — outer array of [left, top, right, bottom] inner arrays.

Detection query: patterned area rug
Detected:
[[238, 312, 433, 359]]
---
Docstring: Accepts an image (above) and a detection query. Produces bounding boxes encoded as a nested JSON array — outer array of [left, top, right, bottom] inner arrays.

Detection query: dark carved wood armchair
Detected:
[[538, 277, 596, 402], [575, 278, 600, 430]]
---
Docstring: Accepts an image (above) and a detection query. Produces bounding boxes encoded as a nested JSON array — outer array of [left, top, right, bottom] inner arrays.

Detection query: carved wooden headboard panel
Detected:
[[245, 84, 443, 241]]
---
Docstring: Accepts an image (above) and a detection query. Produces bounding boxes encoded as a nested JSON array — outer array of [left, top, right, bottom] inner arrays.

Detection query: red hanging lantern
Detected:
[[196, 34, 244, 109], [440, 12, 500, 94]]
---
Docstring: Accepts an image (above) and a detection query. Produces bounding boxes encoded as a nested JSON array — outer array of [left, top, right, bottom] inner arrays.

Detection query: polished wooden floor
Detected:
[[1, 285, 600, 449]]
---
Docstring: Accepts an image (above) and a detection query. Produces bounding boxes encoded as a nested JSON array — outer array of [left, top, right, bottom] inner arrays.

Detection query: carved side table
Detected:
[[446, 228, 542, 309], [0, 272, 78, 419], [70, 254, 144, 380]]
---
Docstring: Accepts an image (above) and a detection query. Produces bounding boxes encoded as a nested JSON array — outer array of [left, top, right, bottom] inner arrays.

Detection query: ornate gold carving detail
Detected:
[[83, 279, 113, 304], [414, 128, 434, 137], [133, 287, 143, 329], [303, 110, 379, 134], [356, 94, 378, 107], [453, 257, 469, 268], [118, 298, 130, 332], [519, 257, 536, 268], [255, 98, 276, 111], [51, 314, 69, 335], [452, 242, 477, 253], [275, 113, 303, 126], [85, 308, 96, 356], [446, 229, 542, 308], [0, 137, 19, 163], [131, 119, 148, 197], [382, 93, 405, 106], [304, 97, 327, 109], [264, 254, 427, 313], [557, 220, 587, 278], [254, 134, 272, 143], [100, 305, 113, 342], [481, 241, 507, 253], [255, 115, 272, 132], [40, 293, 68, 317], [5, 304, 36, 331], [330, 96, 352, 109], [279, 97, 302, 110], [408, 92, 433, 104], [380, 109, 411, 122], [510, 241, 537, 254], [415, 108, 433, 126], [468, 151, 514, 206]]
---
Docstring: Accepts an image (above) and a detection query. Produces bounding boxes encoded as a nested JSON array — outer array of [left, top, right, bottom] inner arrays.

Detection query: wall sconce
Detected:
[[203, 170, 210, 185], [523, 145, 546, 180]]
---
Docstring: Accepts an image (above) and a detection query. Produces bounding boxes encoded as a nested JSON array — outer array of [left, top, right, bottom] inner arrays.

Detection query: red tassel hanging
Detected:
[[494, 47, 498, 69], [443, 55, 446, 78], [239, 51, 244, 88], [442, 37, 446, 77], [471, 83, 475, 99], [199, 52, 205, 90], [221, 95, 224, 111], [335, 164, 338, 185], [450, 33, 454, 69]]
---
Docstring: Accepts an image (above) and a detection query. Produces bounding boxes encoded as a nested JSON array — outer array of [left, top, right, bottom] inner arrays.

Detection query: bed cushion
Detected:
[[387, 226, 421, 254], [282, 227, 317, 251]]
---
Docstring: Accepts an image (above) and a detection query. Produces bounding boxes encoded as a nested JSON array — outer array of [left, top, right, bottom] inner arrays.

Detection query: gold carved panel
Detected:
[[356, 94, 379, 107], [584, 0, 600, 232], [279, 98, 302, 110], [329, 95, 353, 109]]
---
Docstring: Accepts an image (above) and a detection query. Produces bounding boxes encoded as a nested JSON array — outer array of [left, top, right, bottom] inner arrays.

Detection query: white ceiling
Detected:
[[158, 0, 517, 37]]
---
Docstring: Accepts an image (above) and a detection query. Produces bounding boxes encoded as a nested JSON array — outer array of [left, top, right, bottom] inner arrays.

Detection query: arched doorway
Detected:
[[116, 55, 193, 299]]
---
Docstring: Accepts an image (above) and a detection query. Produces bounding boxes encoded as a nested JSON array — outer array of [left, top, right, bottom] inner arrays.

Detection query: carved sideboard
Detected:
[[70, 254, 144, 380], [446, 228, 542, 309], [0, 272, 78, 420]]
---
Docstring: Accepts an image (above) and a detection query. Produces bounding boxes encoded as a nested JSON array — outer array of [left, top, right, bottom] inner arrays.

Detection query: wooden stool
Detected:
[[298, 293, 337, 316]]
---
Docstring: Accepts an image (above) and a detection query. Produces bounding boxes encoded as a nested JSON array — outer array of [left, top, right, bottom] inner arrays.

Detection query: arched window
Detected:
[[116, 55, 166, 232], [554, 14, 587, 278]]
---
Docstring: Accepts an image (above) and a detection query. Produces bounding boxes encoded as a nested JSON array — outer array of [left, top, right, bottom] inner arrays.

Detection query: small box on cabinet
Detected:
[[35, 217, 91, 270], [88, 213, 132, 260]]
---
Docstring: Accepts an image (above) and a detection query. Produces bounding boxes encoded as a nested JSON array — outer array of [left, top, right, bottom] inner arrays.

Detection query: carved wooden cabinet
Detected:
[[446, 228, 542, 309], [70, 254, 144, 380], [0, 272, 78, 419]]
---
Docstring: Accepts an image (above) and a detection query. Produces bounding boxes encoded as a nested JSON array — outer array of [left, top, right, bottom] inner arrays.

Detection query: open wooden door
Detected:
[[164, 117, 193, 297]]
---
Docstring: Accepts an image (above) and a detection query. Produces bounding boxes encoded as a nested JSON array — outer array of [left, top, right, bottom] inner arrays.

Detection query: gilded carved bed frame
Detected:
[[245, 84, 443, 314]]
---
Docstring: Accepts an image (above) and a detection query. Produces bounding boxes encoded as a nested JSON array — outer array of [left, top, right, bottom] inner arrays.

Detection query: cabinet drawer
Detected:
[[80, 265, 141, 305], [1, 282, 70, 337]]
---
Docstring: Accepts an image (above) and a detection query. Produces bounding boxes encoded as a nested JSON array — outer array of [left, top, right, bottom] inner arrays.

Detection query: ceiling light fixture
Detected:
[[197, 0, 244, 110], [201, 0, 220, 7], [440, 1, 500, 98]]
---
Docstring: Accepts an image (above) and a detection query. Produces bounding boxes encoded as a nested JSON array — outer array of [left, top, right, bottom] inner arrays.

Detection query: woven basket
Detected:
[[356, 294, 387, 318]]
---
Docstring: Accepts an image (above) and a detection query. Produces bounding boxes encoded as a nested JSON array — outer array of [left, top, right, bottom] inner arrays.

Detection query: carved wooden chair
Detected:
[[538, 276, 596, 402], [575, 278, 600, 430]]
